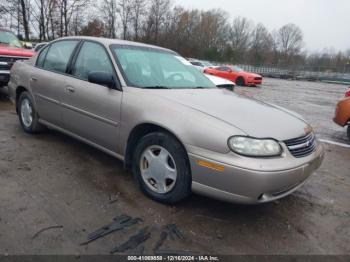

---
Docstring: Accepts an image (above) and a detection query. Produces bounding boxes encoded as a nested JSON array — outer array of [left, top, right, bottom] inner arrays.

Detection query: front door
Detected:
[[61, 41, 122, 153]]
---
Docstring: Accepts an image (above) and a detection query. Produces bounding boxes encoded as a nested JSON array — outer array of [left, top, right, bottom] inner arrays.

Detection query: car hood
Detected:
[[0, 44, 34, 57], [148, 88, 308, 141]]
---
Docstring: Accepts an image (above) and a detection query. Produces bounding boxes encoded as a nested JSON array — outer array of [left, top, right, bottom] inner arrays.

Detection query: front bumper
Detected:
[[0, 70, 10, 86], [247, 79, 262, 86], [188, 142, 325, 204]]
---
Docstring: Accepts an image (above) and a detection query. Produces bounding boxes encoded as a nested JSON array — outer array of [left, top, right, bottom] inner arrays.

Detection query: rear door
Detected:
[[30, 40, 80, 126], [61, 40, 123, 153]]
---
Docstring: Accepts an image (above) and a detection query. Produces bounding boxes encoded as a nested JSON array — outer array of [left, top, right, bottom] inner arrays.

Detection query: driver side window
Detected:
[[71, 41, 114, 81], [218, 67, 230, 72]]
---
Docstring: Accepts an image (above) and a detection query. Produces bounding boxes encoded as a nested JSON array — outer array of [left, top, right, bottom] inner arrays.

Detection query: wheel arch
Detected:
[[124, 123, 189, 170], [15, 86, 29, 113]]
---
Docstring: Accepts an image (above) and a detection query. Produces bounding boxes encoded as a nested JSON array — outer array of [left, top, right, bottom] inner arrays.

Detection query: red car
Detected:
[[346, 87, 350, 98], [204, 65, 262, 86], [0, 28, 34, 88]]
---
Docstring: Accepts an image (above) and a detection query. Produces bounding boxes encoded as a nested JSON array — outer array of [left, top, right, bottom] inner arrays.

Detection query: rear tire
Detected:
[[236, 77, 245, 86], [132, 132, 192, 204], [18, 91, 45, 134], [347, 125, 350, 141]]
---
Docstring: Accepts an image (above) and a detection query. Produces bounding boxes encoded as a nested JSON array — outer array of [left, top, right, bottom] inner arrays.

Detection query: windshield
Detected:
[[231, 66, 243, 72], [0, 31, 22, 48], [111, 45, 216, 89]]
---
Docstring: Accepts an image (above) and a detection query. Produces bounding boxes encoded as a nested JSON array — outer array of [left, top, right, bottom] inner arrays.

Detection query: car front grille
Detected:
[[284, 132, 316, 158], [254, 77, 262, 80], [0, 56, 28, 70]]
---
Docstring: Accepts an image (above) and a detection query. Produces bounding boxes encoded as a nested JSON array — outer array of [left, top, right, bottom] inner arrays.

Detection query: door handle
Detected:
[[30, 77, 38, 81], [66, 86, 75, 93]]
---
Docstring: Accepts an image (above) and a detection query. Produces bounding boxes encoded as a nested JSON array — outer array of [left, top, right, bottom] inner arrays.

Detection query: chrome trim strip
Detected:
[[288, 140, 313, 150], [0, 55, 30, 60], [35, 93, 119, 127], [0, 70, 10, 74], [61, 103, 119, 127], [35, 93, 60, 105]]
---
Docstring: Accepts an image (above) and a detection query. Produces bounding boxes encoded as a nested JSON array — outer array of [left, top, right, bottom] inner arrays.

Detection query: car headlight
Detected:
[[228, 136, 282, 157]]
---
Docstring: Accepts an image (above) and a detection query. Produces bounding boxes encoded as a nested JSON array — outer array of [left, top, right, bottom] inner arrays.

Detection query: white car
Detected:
[[205, 74, 235, 91], [189, 59, 214, 72]]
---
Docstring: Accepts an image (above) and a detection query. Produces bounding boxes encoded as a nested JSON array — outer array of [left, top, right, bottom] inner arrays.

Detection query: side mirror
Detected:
[[88, 71, 116, 89]]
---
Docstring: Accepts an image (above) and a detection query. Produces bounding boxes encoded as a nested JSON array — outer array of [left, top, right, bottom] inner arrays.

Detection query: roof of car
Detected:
[[55, 36, 176, 54]]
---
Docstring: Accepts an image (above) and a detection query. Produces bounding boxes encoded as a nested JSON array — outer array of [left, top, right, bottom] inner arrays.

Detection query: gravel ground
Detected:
[[0, 78, 349, 255]]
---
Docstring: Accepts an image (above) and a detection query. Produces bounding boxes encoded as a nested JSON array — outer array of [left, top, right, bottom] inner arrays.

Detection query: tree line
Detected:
[[1, 0, 349, 72]]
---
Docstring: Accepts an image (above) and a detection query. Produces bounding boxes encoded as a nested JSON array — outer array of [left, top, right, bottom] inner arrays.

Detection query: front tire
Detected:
[[18, 91, 44, 133], [347, 125, 350, 141], [132, 132, 192, 204], [236, 77, 245, 86]]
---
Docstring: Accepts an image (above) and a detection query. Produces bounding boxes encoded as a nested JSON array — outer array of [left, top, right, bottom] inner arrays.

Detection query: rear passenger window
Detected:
[[43, 40, 78, 73], [36, 45, 49, 67], [71, 41, 114, 81]]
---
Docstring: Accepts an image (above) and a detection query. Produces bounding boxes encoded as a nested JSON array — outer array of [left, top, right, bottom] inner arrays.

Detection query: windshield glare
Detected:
[[232, 66, 243, 72], [0, 31, 22, 48], [111, 45, 216, 89]]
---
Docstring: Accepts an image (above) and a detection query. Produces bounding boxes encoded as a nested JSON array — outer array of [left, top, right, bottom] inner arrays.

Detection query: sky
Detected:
[[175, 0, 350, 53]]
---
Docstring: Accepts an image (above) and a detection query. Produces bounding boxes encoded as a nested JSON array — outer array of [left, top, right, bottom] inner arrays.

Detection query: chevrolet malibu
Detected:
[[8, 37, 324, 204]]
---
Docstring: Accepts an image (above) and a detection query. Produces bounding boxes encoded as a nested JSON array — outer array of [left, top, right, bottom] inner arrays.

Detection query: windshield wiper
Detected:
[[142, 86, 171, 89], [0, 41, 10, 45]]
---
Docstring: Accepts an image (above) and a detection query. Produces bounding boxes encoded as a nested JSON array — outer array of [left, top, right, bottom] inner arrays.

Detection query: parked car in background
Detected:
[[345, 87, 350, 98], [334, 87, 350, 141], [16, 34, 33, 49], [205, 65, 262, 86], [189, 58, 214, 72], [33, 42, 48, 52], [190, 63, 235, 90], [0, 28, 34, 88], [9, 36, 324, 204], [205, 74, 235, 91]]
